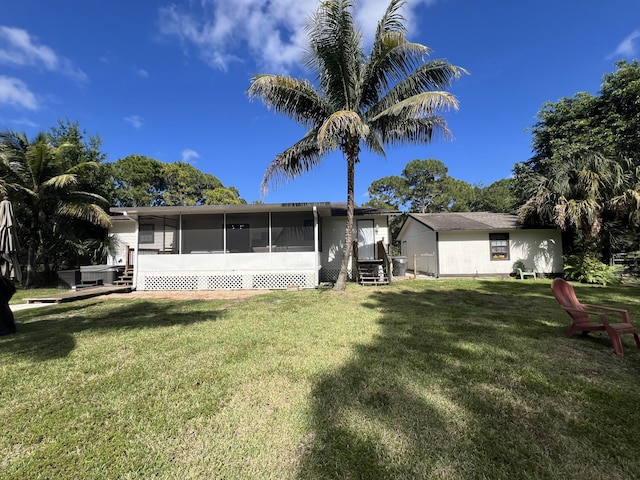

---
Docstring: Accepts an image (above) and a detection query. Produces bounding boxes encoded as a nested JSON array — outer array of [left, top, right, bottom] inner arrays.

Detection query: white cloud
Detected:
[[181, 148, 200, 163], [0, 26, 88, 83], [158, 0, 437, 73], [608, 29, 640, 59], [124, 115, 144, 129], [0, 76, 37, 110], [136, 68, 149, 78]]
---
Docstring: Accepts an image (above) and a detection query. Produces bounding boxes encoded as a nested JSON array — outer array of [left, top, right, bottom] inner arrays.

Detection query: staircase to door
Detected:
[[114, 246, 134, 286], [353, 240, 391, 286]]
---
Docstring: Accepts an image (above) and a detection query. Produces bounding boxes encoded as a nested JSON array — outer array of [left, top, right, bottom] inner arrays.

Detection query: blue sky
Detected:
[[1, 0, 639, 204]]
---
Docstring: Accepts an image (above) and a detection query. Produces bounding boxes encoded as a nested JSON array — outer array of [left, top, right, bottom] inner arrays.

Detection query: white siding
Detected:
[[397, 217, 563, 277], [109, 220, 136, 266], [399, 220, 437, 275], [438, 229, 563, 276], [320, 215, 390, 281], [510, 229, 563, 273]]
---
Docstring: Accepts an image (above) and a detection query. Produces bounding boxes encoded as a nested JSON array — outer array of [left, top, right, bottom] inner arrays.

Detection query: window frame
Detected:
[[489, 232, 510, 261]]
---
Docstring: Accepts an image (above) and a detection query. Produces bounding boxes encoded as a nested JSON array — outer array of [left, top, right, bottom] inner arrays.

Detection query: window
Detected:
[[139, 224, 154, 244], [489, 233, 509, 260]]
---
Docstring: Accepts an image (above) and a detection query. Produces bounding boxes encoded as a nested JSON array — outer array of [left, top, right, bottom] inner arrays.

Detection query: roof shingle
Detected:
[[409, 212, 521, 231]]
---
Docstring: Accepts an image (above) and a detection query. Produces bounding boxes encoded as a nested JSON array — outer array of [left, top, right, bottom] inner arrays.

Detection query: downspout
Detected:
[[223, 212, 227, 253], [132, 215, 140, 290], [268, 211, 272, 253], [435, 231, 440, 278], [179, 213, 183, 254], [313, 206, 319, 287]]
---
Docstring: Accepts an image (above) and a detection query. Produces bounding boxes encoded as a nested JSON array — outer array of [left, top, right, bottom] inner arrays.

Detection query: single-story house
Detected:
[[108, 202, 397, 290], [396, 212, 563, 277]]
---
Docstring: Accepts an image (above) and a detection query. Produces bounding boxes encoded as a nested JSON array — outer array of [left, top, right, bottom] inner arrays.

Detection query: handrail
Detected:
[[377, 241, 392, 283]]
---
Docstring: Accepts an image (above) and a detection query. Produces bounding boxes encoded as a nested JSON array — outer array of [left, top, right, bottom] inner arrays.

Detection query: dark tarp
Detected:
[[0, 199, 19, 335]]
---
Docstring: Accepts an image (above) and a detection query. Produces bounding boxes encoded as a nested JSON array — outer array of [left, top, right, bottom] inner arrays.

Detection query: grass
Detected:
[[10, 287, 61, 304], [2, 279, 640, 479]]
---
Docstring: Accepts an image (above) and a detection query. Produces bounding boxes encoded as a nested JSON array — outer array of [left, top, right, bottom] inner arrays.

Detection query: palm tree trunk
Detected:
[[25, 210, 39, 287], [26, 235, 36, 287], [335, 148, 357, 291]]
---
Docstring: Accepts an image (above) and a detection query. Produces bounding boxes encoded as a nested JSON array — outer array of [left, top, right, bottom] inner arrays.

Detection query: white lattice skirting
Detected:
[[138, 271, 317, 290]]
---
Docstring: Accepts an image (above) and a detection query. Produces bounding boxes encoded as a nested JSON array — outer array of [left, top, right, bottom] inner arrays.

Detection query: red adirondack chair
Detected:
[[550, 278, 640, 355]]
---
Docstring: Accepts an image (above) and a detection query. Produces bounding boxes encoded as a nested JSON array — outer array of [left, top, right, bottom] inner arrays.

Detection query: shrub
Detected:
[[563, 253, 622, 285]]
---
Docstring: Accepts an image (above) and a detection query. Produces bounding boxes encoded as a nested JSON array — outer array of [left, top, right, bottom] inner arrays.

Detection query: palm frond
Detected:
[[261, 131, 324, 196], [317, 110, 369, 152], [370, 91, 458, 124], [305, 0, 363, 109], [65, 190, 110, 206], [362, 131, 386, 156], [367, 60, 466, 118], [361, 36, 433, 109], [247, 74, 330, 127], [56, 201, 112, 228], [372, 116, 452, 145], [43, 173, 78, 189], [66, 161, 99, 175]]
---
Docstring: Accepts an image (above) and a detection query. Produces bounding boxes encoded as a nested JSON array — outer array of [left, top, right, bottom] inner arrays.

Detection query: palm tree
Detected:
[[519, 152, 640, 258], [0, 130, 111, 285], [248, 0, 466, 290]]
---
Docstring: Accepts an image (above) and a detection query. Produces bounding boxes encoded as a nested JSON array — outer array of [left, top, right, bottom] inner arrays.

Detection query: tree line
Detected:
[[364, 158, 517, 213]]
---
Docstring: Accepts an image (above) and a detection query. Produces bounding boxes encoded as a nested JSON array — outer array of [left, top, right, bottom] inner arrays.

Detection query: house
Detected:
[[396, 212, 563, 277], [108, 202, 397, 290]]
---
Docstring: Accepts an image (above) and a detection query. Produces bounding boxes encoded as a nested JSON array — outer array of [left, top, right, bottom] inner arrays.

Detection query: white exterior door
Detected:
[[357, 219, 375, 260]]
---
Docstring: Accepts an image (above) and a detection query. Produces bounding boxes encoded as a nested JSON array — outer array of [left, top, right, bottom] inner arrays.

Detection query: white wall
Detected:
[[399, 220, 437, 275], [437, 229, 562, 276], [320, 215, 390, 280], [109, 220, 136, 266]]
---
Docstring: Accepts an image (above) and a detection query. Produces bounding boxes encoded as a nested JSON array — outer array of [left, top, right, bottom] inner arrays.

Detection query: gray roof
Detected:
[[408, 212, 521, 232]]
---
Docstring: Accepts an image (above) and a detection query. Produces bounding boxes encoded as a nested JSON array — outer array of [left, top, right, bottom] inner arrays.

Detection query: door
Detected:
[[357, 219, 375, 260], [226, 223, 250, 253]]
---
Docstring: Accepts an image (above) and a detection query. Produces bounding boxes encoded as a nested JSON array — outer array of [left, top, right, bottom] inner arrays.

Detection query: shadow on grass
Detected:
[[1, 298, 226, 362], [298, 280, 640, 479]]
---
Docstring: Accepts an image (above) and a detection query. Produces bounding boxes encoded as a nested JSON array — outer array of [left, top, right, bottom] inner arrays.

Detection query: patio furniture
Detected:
[[513, 260, 536, 279], [551, 278, 640, 355], [516, 267, 537, 280]]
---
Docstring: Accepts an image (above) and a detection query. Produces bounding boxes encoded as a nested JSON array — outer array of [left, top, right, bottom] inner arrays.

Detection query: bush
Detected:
[[563, 254, 622, 285]]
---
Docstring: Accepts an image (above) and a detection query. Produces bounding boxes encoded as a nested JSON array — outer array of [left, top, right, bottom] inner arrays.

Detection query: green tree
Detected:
[[203, 186, 246, 205], [473, 178, 518, 213], [433, 176, 475, 212], [0, 128, 111, 286], [365, 158, 478, 213], [106, 155, 166, 207], [516, 61, 640, 258], [106, 158, 246, 207], [161, 162, 245, 206], [402, 159, 448, 212], [248, 0, 465, 289], [365, 175, 408, 210]]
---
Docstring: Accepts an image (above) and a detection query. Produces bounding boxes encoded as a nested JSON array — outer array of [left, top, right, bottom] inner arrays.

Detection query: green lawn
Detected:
[[2, 279, 640, 479], [10, 287, 61, 305]]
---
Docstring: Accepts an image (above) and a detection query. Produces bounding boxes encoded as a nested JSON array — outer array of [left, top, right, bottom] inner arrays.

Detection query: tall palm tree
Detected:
[[248, 0, 466, 290], [0, 130, 111, 285]]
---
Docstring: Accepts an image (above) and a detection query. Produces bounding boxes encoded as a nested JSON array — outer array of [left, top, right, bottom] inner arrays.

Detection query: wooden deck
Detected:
[[26, 285, 133, 304]]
